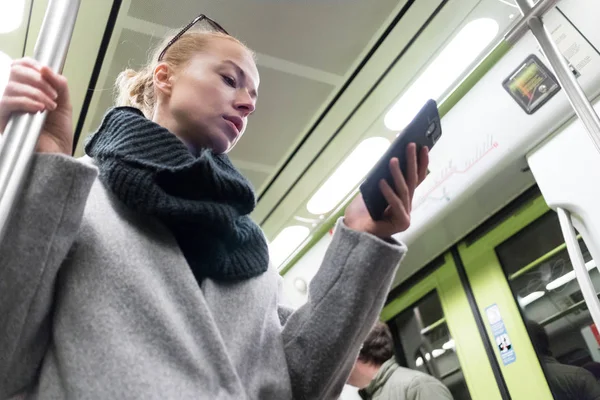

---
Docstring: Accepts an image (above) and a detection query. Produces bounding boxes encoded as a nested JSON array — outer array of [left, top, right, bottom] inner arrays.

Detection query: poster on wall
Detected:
[[502, 54, 561, 115], [486, 303, 517, 366]]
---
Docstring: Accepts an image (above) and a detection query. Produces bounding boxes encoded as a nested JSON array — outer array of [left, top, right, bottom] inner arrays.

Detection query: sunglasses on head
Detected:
[[158, 14, 228, 62]]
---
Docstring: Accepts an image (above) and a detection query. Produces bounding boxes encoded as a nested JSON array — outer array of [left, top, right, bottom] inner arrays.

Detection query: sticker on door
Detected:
[[486, 303, 517, 366]]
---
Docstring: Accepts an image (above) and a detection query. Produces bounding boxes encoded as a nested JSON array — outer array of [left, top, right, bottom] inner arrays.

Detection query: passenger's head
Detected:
[[527, 320, 551, 357], [347, 322, 394, 388], [116, 16, 258, 154]]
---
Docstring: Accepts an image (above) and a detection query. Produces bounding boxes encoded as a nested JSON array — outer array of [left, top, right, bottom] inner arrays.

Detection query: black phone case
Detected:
[[359, 99, 442, 221]]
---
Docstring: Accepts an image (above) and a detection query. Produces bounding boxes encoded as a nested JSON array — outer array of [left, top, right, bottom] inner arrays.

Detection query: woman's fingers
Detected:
[[40, 67, 69, 107], [404, 143, 418, 201], [0, 95, 45, 115], [13, 57, 42, 69], [389, 157, 410, 213], [389, 143, 419, 213], [10, 62, 58, 101], [379, 179, 409, 228], [417, 146, 429, 184], [4, 81, 56, 111], [381, 143, 429, 228]]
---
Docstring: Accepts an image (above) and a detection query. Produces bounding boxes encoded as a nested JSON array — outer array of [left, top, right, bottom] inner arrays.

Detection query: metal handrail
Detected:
[[513, 0, 600, 154], [556, 208, 600, 330], [0, 0, 81, 243], [420, 317, 446, 336], [504, 0, 559, 44]]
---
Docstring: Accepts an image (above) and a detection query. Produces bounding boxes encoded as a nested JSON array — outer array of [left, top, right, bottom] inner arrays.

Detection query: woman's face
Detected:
[[155, 38, 259, 154]]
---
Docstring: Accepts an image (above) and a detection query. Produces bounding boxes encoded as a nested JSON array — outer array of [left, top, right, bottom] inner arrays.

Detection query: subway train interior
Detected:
[[1, 0, 600, 399]]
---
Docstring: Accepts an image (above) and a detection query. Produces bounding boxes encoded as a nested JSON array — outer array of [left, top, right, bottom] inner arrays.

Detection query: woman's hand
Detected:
[[344, 143, 429, 239], [0, 57, 73, 155]]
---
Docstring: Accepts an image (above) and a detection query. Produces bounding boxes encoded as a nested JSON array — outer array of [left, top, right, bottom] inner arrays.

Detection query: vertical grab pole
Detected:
[[556, 208, 600, 329], [0, 0, 81, 242], [514, 0, 600, 154]]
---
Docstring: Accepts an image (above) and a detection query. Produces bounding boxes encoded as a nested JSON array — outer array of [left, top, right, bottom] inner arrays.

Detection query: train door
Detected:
[[459, 191, 600, 399], [381, 256, 504, 400]]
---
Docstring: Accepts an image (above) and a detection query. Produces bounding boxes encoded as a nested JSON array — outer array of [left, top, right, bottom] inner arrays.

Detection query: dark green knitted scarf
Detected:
[[85, 106, 269, 282]]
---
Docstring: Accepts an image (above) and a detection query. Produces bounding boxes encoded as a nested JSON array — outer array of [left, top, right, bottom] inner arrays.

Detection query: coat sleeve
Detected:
[[278, 219, 406, 400], [0, 154, 97, 397]]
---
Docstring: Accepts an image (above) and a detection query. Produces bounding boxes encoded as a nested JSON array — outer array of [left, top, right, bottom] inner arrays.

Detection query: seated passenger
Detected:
[[347, 322, 453, 400], [528, 321, 600, 400], [0, 13, 429, 400]]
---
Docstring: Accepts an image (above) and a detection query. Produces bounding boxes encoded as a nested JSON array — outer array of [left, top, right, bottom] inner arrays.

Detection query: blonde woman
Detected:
[[0, 15, 428, 399]]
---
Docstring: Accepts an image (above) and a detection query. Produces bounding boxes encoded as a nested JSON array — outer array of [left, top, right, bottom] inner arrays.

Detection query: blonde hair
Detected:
[[115, 30, 252, 118]]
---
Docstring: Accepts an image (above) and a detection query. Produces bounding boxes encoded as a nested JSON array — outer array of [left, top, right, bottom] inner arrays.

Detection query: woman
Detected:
[[0, 15, 428, 400]]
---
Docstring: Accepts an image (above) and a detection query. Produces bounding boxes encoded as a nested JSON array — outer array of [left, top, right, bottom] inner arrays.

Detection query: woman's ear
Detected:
[[153, 63, 172, 97]]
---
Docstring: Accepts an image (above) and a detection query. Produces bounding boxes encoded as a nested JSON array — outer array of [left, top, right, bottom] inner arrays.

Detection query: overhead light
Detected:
[[306, 137, 390, 215], [0, 51, 11, 98], [442, 339, 455, 351], [293, 277, 307, 294], [384, 18, 500, 131], [0, 0, 25, 33], [415, 349, 445, 367], [519, 291, 545, 307], [269, 225, 310, 268], [546, 271, 576, 291], [546, 260, 596, 291], [432, 348, 445, 358]]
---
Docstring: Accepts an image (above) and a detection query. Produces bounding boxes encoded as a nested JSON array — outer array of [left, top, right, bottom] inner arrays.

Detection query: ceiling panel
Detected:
[[128, 0, 401, 75]]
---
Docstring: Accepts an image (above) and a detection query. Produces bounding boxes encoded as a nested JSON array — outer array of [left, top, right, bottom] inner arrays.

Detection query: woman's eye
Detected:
[[222, 75, 236, 87]]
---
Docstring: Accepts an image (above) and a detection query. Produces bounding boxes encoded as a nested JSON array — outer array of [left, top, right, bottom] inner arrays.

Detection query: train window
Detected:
[[389, 290, 472, 400], [496, 211, 565, 277], [496, 211, 600, 399]]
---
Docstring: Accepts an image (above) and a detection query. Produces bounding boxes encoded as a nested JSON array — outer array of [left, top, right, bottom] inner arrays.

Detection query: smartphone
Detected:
[[359, 99, 442, 221]]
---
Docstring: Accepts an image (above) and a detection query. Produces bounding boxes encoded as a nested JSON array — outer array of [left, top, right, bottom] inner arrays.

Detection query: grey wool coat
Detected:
[[0, 154, 406, 399]]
